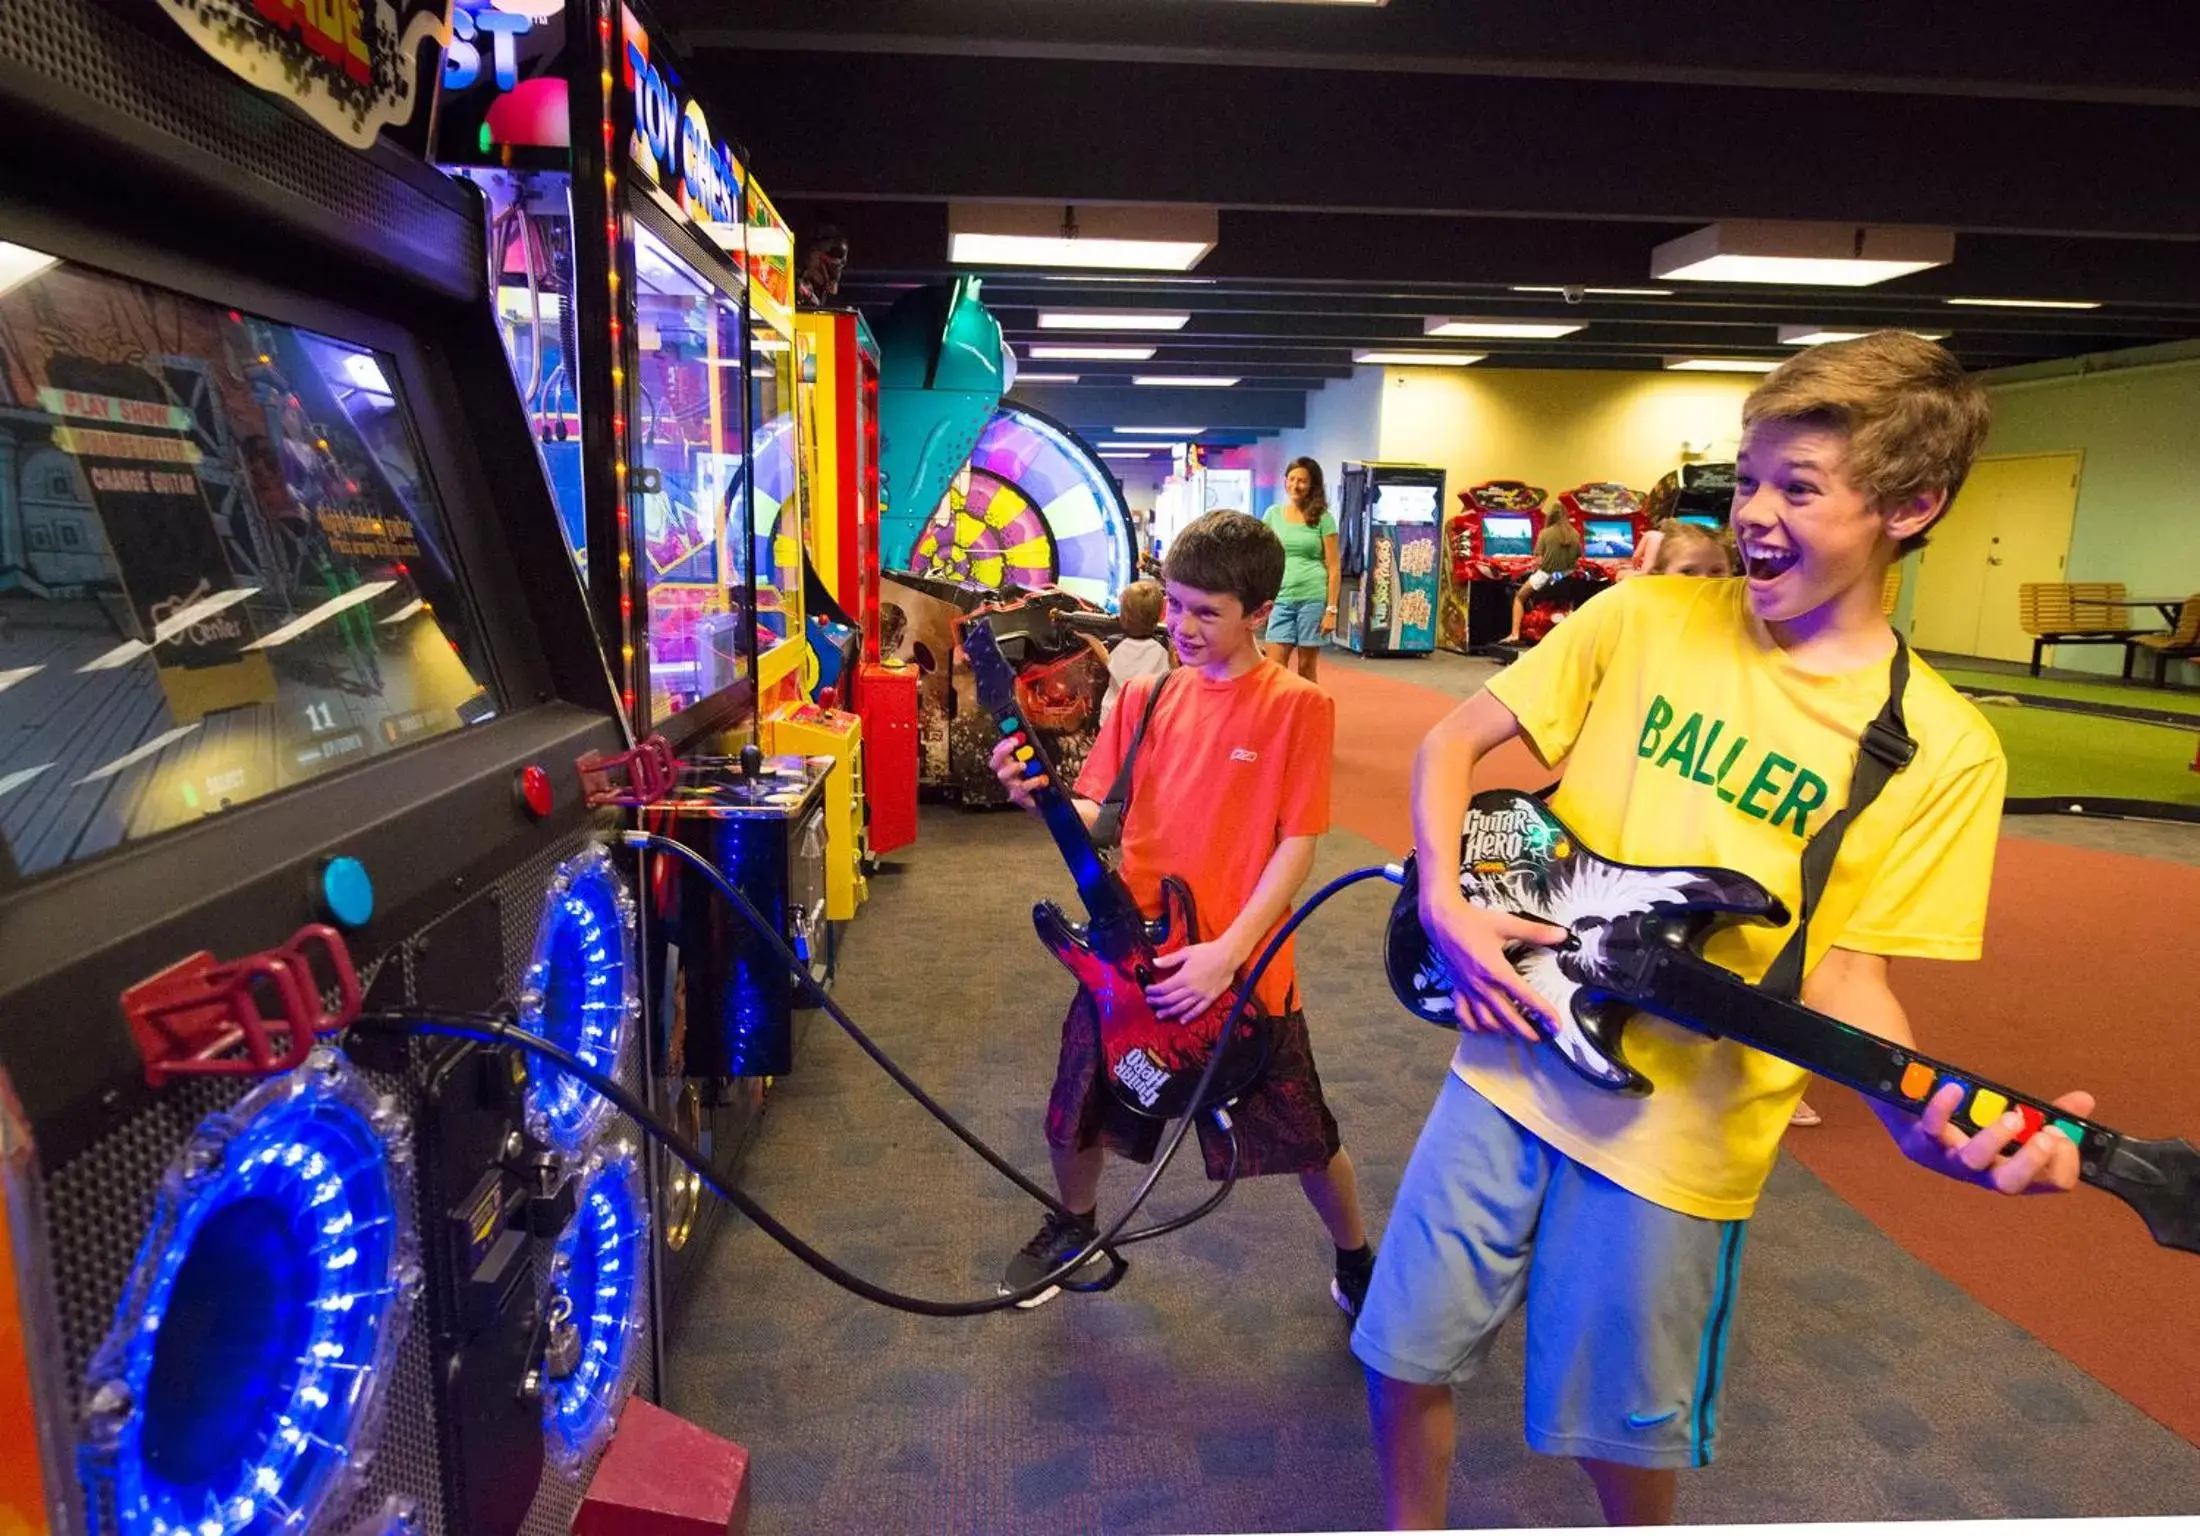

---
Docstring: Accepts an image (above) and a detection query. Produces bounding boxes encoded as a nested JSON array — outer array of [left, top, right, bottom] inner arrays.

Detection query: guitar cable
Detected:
[[351, 834, 1396, 1316]]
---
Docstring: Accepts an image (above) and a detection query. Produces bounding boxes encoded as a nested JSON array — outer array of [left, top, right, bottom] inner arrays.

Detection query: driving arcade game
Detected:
[[1556, 481, 1650, 581], [1442, 479, 1547, 653], [436, 0, 834, 1336], [1335, 461, 1446, 657], [1645, 460, 1737, 532], [0, 3, 672, 1533]]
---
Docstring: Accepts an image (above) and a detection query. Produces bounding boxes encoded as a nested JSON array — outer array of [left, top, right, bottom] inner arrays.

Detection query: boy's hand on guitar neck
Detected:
[[1892, 1082, 2095, 1196], [1419, 885, 1571, 1041], [990, 733, 1048, 812]]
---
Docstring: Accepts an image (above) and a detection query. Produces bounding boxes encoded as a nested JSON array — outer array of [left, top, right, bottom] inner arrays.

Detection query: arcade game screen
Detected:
[[0, 240, 496, 878], [632, 225, 745, 721], [1372, 483, 1440, 524], [1677, 512, 1723, 529], [1584, 518, 1636, 558], [1482, 515, 1536, 557]]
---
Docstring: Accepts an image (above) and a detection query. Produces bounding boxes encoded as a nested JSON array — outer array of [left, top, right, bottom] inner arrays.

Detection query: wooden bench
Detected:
[[2130, 593, 2200, 686], [2017, 582, 2154, 677]]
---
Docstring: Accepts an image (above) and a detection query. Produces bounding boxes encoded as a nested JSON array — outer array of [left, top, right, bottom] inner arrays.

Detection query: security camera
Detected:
[[1561, 285, 1586, 305]]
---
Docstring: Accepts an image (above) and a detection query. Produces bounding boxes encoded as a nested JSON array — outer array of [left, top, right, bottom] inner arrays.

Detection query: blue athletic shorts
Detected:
[[1351, 1075, 1748, 1470], [1266, 596, 1328, 647]]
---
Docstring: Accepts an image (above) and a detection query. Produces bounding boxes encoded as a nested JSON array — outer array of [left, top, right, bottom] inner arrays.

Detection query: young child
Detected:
[[1648, 520, 1734, 579], [1356, 334, 2094, 1528], [1100, 579, 1172, 725], [991, 511, 1375, 1315]]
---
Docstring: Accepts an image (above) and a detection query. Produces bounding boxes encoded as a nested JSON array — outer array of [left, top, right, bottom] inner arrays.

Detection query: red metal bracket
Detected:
[[120, 925, 362, 1089], [578, 736, 680, 808]]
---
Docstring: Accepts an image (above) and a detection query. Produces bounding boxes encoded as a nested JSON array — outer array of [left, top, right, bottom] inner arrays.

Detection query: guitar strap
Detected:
[[1758, 634, 1917, 1002], [1090, 669, 1175, 853]]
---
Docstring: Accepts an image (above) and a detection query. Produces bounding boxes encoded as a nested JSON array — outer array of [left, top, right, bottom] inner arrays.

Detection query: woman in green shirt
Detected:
[[1261, 457, 1340, 681]]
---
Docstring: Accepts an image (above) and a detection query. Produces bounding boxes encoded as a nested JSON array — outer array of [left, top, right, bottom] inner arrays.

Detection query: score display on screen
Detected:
[[1584, 519, 1636, 558], [0, 241, 498, 878], [1481, 515, 1535, 557]]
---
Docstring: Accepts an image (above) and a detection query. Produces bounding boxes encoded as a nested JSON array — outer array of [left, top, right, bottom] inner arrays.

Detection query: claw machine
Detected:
[[434, 0, 817, 1327]]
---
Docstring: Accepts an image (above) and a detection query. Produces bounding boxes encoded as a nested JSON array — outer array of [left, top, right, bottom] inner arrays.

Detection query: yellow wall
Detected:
[[1373, 366, 1760, 500]]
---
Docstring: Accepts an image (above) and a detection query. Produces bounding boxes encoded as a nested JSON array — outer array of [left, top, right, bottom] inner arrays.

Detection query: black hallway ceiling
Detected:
[[657, 0, 2200, 442]]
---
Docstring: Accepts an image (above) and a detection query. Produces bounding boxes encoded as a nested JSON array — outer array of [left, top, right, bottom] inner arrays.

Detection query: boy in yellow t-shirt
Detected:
[[1354, 334, 2097, 1529]]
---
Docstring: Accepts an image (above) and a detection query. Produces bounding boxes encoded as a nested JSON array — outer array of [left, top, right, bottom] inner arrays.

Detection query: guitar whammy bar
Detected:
[[1384, 789, 2199, 1256]]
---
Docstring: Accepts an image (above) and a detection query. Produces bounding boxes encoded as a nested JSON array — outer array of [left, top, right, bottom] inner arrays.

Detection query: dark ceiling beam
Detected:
[[659, 0, 2200, 108], [788, 201, 2200, 308], [713, 54, 2200, 239], [1013, 387, 1307, 432]]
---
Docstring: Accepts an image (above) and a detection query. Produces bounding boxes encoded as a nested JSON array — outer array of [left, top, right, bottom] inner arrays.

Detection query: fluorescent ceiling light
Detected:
[[1651, 222, 1952, 287], [0, 665, 38, 695], [0, 241, 59, 300], [1038, 309, 1191, 331], [1354, 350, 1486, 367], [1097, 440, 1171, 449], [246, 580, 398, 650], [1041, 274, 1218, 285], [1015, 372, 1082, 383], [949, 202, 1217, 272], [1134, 375, 1238, 387], [1030, 345, 1157, 361], [1944, 296, 2102, 310], [1512, 285, 1672, 298], [1115, 426, 1206, 434], [1664, 357, 1782, 373], [0, 764, 53, 800], [1100, 451, 1162, 460], [1778, 325, 1949, 345], [1423, 317, 1584, 340]]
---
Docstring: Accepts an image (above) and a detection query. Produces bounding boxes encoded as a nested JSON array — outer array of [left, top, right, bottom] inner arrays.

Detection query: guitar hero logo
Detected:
[[1460, 804, 1541, 867], [624, 22, 739, 229]]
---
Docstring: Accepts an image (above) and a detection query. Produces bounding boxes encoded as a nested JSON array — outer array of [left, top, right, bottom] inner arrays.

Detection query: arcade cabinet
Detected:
[[1557, 482, 1650, 580], [796, 307, 884, 661], [1645, 461, 1738, 532], [0, 2, 667, 1530], [1336, 462, 1447, 657], [436, 0, 826, 1341], [1446, 481, 1548, 651]]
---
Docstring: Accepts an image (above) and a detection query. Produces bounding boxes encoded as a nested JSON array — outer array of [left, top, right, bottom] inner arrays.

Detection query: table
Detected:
[[2123, 595, 2192, 626]]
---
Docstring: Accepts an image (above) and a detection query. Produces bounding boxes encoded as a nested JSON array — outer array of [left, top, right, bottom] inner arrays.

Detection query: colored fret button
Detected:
[[2049, 1119, 2085, 1146], [1898, 1062, 1936, 1101], [1002, 716, 1021, 733], [1014, 745, 1035, 763], [1969, 1089, 2009, 1126], [2012, 1103, 2045, 1143]]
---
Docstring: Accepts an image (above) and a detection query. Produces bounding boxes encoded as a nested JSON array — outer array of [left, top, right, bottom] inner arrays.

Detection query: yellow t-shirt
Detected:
[[1462, 575, 2007, 1220]]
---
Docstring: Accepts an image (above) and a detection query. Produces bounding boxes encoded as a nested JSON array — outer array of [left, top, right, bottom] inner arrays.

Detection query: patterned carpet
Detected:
[[662, 807, 2200, 1533]]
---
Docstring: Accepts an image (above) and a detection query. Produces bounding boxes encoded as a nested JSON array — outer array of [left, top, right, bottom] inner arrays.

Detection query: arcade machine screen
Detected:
[[1482, 515, 1536, 557], [0, 242, 497, 878], [1676, 513, 1722, 530], [632, 225, 745, 721], [1372, 482, 1440, 524], [1584, 519, 1636, 559]]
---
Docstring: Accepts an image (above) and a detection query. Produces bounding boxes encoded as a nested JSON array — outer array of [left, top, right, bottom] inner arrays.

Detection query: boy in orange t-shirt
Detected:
[[990, 510, 1374, 1313]]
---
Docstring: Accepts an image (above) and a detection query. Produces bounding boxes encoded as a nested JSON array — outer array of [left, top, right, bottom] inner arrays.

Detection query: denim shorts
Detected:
[[1266, 596, 1329, 648], [1351, 1076, 1748, 1470]]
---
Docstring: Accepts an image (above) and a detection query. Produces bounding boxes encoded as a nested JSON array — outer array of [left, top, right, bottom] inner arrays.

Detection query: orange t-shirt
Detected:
[[1073, 659, 1334, 1014]]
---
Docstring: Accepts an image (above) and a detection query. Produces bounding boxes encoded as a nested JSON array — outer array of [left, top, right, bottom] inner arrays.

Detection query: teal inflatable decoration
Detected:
[[875, 277, 1008, 572]]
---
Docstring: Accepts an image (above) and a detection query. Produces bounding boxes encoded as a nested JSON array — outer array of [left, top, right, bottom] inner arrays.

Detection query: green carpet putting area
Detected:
[[1973, 696, 2200, 806], [1938, 664, 2200, 722]]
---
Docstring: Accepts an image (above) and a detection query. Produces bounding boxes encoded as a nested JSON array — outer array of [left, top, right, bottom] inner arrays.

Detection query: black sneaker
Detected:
[[1000, 1209, 1103, 1309], [1331, 1247, 1377, 1320]]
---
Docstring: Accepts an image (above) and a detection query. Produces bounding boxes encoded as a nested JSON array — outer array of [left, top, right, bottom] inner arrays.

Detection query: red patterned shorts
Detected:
[[1043, 989, 1343, 1180]]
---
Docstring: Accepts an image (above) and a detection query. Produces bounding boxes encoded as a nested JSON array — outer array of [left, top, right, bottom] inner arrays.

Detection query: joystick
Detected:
[[740, 743, 764, 783]]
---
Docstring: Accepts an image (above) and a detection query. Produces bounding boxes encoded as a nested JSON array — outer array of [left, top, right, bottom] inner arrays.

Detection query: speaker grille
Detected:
[[37, 824, 660, 1533], [0, 0, 478, 292]]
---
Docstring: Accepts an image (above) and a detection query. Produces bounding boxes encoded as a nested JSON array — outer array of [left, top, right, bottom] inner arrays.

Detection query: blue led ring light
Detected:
[[79, 1047, 420, 1536], [542, 1142, 649, 1468], [520, 844, 639, 1158]]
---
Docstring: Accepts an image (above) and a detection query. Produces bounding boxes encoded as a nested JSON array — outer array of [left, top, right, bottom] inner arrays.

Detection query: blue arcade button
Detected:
[[317, 856, 375, 930]]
